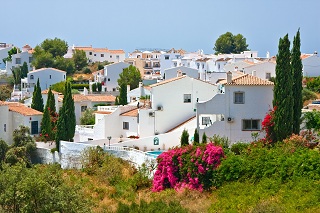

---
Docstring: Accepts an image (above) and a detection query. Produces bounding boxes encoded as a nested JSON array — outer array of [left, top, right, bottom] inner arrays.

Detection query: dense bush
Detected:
[[71, 84, 89, 90], [116, 200, 188, 213], [302, 88, 317, 102], [152, 143, 224, 192]]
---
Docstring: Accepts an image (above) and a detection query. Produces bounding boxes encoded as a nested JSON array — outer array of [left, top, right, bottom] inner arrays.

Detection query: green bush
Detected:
[[116, 200, 188, 213], [302, 88, 317, 102], [230, 142, 249, 155], [71, 84, 89, 90]]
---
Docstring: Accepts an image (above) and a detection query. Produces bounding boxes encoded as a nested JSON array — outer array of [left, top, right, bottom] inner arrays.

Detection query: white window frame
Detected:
[[242, 119, 261, 131], [234, 92, 245, 104]]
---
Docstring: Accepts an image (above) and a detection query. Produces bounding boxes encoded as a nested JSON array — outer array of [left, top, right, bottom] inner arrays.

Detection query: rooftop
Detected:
[[223, 74, 274, 86], [7, 103, 43, 116], [120, 108, 138, 117]]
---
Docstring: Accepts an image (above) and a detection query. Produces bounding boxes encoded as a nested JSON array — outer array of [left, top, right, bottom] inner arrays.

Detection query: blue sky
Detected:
[[3, 0, 319, 57]]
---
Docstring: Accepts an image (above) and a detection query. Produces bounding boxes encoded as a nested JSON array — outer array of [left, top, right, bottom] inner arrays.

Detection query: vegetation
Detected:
[[202, 132, 207, 144], [55, 81, 76, 149], [180, 129, 189, 146], [193, 128, 199, 145], [80, 108, 95, 125], [72, 49, 88, 71], [292, 29, 303, 134], [302, 88, 317, 103], [118, 84, 127, 105], [213, 32, 249, 54], [20, 62, 28, 78], [0, 85, 12, 101], [31, 78, 44, 112], [117, 65, 142, 90], [2, 47, 20, 64]]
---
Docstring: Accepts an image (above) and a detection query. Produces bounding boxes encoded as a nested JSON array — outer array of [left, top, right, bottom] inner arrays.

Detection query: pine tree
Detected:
[[273, 34, 293, 142], [291, 29, 303, 134], [180, 129, 189, 146], [31, 78, 44, 112], [193, 128, 199, 145], [202, 132, 207, 144], [119, 84, 127, 105], [55, 81, 76, 151]]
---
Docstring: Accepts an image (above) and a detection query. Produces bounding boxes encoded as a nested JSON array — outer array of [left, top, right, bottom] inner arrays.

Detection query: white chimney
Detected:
[[252, 70, 256, 76], [266, 51, 270, 59], [227, 71, 232, 84]]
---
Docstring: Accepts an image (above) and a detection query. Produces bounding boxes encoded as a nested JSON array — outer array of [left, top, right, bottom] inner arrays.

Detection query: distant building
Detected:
[[73, 45, 125, 63]]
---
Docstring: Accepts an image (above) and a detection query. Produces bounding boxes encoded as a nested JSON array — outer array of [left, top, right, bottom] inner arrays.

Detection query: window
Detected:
[[110, 55, 112, 58], [64, 75, 65, 79], [31, 121, 38, 134], [108, 78, 110, 81], [164, 55, 169, 60], [174, 62, 177, 67], [242, 119, 260, 131], [234, 92, 244, 104], [94, 54, 96, 56], [89, 52, 92, 55], [197, 63, 200, 69], [29, 57, 33, 63], [123, 122, 129, 130], [116, 55, 119, 59], [81, 106, 87, 112], [49, 75, 51, 79], [202, 117, 211, 125], [101, 54, 104, 57], [4, 124, 6, 132], [184, 94, 191, 103], [30, 75, 34, 80], [202, 64, 205, 69], [266, 72, 271, 80], [16, 58, 21, 64]]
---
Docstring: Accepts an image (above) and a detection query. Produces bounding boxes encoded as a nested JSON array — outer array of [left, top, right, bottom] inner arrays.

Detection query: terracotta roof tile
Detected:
[[120, 108, 138, 117], [223, 74, 274, 86], [301, 54, 312, 60], [196, 58, 211, 62], [74, 46, 125, 54], [72, 94, 116, 102], [94, 111, 112, 114], [8, 103, 43, 116], [92, 69, 104, 75], [41, 89, 59, 94]]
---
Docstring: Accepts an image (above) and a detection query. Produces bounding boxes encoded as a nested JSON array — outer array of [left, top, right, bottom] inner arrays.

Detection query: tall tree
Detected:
[[47, 88, 56, 114], [20, 62, 29, 78], [117, 65, 142, 90], [273, 34, 293, 142], [213, 32, 249, 54], [72, 49, 88, 71], [119, 84, 127, 105], [54, 56, 75, 74], [31, 78, 44, 112], [180, 129, 189, 146], [291, 29, 303, 134], [55, 81, 76, 150], [41, 104, 52, 140], [40, 37, 68, 58], [193, 128, 199, 145], [2, 47, 20, 64], [202, 132, 207, 144]]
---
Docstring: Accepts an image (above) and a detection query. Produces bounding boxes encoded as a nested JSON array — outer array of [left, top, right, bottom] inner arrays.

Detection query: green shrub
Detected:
[[71, 84, 89, 90], [230, 142, 249, 155], [116, 200, 188, 213], [180, 129, 189, 146]]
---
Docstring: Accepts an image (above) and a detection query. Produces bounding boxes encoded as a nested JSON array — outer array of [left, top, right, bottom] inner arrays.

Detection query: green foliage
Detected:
[[55, 81, 76, 149], [80, 108, 95, 125], [2, 47, 19, 64], [115, 96, 119, 105], [180, 129, 189, 146], [306, 76, 320, 92], [0, 85, 12, 101], [0, 164, 92, 212], [32, 49, 55, 69], [82, 67, 91, 74], [302, 88, 317, 102], [0, 140, 8, 163], [119, 84, 127, 105], [211, 134, 229, 148], [31, 78, 44, 112], [230, 142, 249, 155], [97, 82, 102, 92], [20, 62, 28, 78], [304, 110, 320, 131], [97, 63, 104, 70], [214, 32, 249, 54], [273, 34, 293, 142], [91, 83, 97, 92], [40, 37, 68, 58], [193, 128, 199, 145], [117, 65, 142, 90], [116, 200, 188, 213], [292, 29, 303, 134], [71, 83, 89, 90], [50, 81, 66, 94], [54, 56, 75, 74], [73, 49, 88, 71], [11, 66, 21, 85], [41, 105, 52, 140], [202, 132, 207, 144]]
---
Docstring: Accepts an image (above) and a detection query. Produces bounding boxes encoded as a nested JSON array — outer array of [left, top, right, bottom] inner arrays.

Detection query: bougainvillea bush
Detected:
[[152, 143, 224, 192]]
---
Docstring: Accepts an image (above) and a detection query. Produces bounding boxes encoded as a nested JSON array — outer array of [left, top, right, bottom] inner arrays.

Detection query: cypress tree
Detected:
[[193, 128, 199, 145], [273, 34, 293, 142], [47, 88, 56, 114], [291, 29, 303, 134], [31, 78, 44, 112], [41, 105, 52, 140], [21, 62, 28, 78], [180, 129, 189, 146], [55, 81, 76, 151], [119, 84, 127, 105], [202, 132, 207, 144]]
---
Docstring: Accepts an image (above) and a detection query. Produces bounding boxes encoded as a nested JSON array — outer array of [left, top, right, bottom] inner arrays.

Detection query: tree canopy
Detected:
[[213, 32, 249, 54], [31, 78, 44, 112], [72, 49, 88, 71], [2, 47, 20, 64], [117, 65, 142, 90]]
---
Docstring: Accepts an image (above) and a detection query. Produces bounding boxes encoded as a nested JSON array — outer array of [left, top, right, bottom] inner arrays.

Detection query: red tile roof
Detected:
[[223, 74, 274, 86], [8, 103, 43, 116], [120, 108, 138, 117]]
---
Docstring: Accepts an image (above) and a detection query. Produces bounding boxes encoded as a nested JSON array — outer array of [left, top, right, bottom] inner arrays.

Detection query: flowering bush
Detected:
[[152, 143, 224, 192], [261, 106, 276, 144]]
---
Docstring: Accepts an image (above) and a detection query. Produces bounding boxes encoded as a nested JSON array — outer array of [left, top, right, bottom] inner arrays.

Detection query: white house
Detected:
[[0, 43, 13, 70], [242, 61, 276, 80], [21, 68, 66, 95], [197, 72, 274, 144], [301, 52, 320, 77], [0, 102, 42, 145], [127, 82, 151, 103], [163, 66, 199, 80], [98, 62, 130, 92], [73, 46, 125, 63], [6, 44, 33, 75], [159, 48, 185, 73]]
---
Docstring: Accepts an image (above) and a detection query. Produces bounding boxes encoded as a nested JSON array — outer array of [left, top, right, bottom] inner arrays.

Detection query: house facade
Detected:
[[301, 53, 320, 77], [6, 44, 33, 75], [99, 62, 130, 92], [163, 66, 199, 80], [73, 46, 125, 63], [197, 72, 274, 144]]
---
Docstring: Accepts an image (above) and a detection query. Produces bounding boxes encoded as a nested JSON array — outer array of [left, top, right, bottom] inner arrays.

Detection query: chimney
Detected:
[[252, 70, 256, 76], [227, 71, 232, 84], [127, 85, 130, 92]]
